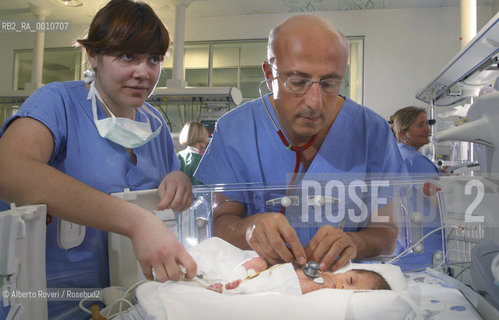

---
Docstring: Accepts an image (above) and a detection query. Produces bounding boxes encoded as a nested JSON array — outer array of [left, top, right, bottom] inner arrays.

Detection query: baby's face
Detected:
[[321, 270, 378, 290]]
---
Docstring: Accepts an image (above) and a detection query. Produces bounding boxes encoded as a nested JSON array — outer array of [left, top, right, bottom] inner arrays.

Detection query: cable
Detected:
[[157, 103, 173, 132], [177, 105, 184, 127], [78, 297, 92, 315], [387, 224, 464, 264], [79, 279, 150, 317]]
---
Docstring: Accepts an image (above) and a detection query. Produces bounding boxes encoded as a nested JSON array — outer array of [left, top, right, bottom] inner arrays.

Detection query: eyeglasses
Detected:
[[272, 75, 341, 96], [267, 63, 341, 96]]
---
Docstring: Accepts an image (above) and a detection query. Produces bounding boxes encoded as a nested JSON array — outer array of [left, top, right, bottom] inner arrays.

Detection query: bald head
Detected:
[[267, 14, 349, 65]]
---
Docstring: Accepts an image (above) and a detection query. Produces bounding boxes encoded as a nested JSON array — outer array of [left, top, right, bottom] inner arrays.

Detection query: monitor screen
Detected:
[[201, 120, 216, 136]]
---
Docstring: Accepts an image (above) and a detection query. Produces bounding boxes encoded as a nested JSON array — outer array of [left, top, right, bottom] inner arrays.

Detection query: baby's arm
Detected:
[[242, 256, 268, 273], [208, 257, 269, 293]]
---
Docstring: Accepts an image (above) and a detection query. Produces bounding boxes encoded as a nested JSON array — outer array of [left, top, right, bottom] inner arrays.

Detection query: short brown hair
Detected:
[[179, 122, 210, 146], [76, 0, 170, 57], [388, 106, 426, 143]]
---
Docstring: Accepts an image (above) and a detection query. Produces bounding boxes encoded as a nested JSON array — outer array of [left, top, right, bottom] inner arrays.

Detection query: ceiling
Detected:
[[0, 0, 497, 25]]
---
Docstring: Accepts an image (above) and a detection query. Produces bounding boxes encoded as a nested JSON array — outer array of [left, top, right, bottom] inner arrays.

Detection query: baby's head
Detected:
[[323, 269, 391, 290]]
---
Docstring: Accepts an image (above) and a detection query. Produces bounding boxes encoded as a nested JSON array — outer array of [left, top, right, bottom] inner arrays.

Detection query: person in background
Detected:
[[389, 106, 442, 270], [195, 15, 406, 273], [389, 106, 441, 178], [0, 0, 196, 318], [177, 121, 210, 185]]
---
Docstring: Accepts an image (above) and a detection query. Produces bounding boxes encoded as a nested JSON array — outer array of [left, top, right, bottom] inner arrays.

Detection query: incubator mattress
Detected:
[[135, 281, 417, 320], [404, 270, 482, 320]]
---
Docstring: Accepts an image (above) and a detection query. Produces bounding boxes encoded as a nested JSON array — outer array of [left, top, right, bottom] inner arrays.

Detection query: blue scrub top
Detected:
[[398, 143, 440, 175], [395, 142, 443, 271], [195, 94, 406, 245], [0, 81, 179, 318]]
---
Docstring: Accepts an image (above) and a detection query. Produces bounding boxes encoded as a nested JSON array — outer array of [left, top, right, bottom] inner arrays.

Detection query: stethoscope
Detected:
[[259, 81, 330, 285], [258, 79, 318, 213], [302, 261, 325, 284]]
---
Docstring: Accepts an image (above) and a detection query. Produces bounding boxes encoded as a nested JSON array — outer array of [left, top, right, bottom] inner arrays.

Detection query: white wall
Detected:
[[0, 24, 88, 94], [0, 5, 496, 120], [182, 5, 496, 119]]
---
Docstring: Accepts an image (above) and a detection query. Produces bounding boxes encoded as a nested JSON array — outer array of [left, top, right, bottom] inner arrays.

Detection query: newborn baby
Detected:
[[208, 257, 391, 294]]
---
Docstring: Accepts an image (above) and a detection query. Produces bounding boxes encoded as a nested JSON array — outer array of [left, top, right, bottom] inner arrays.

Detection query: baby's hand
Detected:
[[207, 283, 223, 293]]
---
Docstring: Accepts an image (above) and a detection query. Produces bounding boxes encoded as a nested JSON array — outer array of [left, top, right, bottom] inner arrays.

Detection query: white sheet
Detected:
[[135, 281, 417, 320], [134, 238, 420, 320]]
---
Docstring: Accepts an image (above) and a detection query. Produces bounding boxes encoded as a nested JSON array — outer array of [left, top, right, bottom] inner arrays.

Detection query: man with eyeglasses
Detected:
[[195, 15, 406, 272]]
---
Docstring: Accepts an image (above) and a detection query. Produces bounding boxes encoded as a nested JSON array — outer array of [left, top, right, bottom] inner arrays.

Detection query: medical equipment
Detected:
[[0, 204, 48, 320], [0, 93, 28, 127], [2, 177, 498, 319], [303, 261, 325, 284], [147, 87, 242, 133], [414, 11, 499, 319], [108, 187, 212, 289], [303, 261, 321, 278], [470, 242, 499, 309], [258, 81, 318, 196]]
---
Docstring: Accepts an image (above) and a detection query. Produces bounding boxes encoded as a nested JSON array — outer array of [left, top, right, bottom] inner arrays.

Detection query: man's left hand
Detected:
[[305, 225, 357, 272]]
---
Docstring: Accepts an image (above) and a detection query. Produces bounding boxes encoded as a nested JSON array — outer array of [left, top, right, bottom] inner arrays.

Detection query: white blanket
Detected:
[[135, 238, 421, 320]]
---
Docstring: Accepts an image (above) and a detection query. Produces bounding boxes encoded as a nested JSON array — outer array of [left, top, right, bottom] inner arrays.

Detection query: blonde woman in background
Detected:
[[389, 106, 442, 270], [389, 106, 441, 176], [178, 122, 210, 185]]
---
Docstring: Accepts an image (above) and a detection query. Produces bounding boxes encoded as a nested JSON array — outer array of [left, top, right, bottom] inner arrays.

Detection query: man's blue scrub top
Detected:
[[195, 94, 406, 246]]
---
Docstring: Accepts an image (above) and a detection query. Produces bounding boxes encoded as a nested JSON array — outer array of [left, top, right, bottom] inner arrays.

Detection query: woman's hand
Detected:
[[131, 212, 197, 282]]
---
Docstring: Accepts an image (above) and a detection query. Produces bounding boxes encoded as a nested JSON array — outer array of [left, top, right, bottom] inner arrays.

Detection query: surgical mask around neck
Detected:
[[87, 81, 162, 148]]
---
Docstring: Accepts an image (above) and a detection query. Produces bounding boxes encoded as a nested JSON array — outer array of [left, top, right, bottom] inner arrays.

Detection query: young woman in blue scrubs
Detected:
[[389, 106, 443, 270], [0, 0, 197, 317]]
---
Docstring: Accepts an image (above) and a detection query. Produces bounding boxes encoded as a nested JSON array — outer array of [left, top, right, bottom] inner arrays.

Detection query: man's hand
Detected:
[[245, 212, 307, 266], [305, 225, 357, 272], [157, 171, 193, 212]]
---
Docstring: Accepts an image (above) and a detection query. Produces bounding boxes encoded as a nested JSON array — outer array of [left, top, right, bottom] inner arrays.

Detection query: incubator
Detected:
[[108, 187, 212, 289], [2, 172, 497, 320]]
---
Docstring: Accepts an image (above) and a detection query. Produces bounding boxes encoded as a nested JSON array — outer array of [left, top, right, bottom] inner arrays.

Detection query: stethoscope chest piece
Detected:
[[313, 276, 324, 284], [303, 261, 321, 278]]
